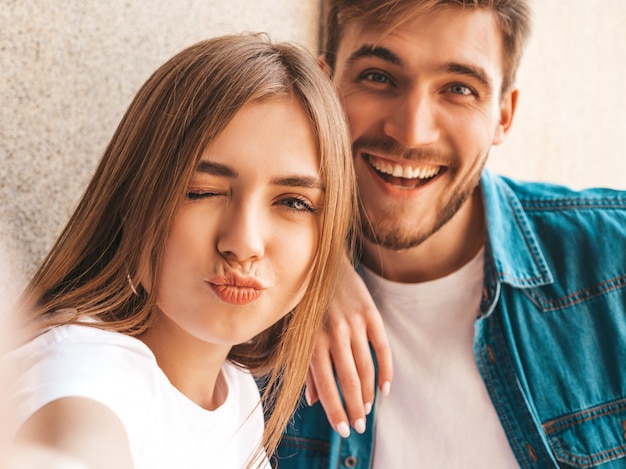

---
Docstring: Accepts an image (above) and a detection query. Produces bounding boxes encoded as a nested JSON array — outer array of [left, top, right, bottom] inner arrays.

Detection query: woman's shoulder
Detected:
[[5, 324, 162, 445], [11, 322, 154, 370]]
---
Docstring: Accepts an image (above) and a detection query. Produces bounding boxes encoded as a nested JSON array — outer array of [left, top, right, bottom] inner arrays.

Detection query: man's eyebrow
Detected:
[[347, 44, 403, 67], [196, 160, 237, 178], [442, 62, 492, 88], [273, 176, 325, 191], [347, 45, 493, 89]]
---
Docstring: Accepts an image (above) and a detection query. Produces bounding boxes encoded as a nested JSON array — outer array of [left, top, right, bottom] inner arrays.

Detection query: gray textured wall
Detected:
[[2, 1, 626, 301], [0, 0, 320, 296]]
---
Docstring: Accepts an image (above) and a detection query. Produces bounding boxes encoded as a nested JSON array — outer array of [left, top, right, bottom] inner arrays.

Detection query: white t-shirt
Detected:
[[5, 324, 270, 469], [363, 249, 519, 468]]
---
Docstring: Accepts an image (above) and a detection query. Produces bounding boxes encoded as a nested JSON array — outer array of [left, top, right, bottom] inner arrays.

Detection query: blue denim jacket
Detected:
[[275, 170, 626, 468]]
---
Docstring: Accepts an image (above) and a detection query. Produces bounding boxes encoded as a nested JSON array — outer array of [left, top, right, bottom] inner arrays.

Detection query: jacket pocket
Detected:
[[275, 434, 330, 469], [543, 398, 626, 468]]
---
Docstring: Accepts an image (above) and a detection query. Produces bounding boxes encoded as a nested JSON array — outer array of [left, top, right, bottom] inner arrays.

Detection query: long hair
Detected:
[[322, 0, 532, 93], [17, 33, 357, 466]]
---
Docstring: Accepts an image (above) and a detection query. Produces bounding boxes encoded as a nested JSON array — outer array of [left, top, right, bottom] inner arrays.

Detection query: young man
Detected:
[[276, 1, 626, 468]]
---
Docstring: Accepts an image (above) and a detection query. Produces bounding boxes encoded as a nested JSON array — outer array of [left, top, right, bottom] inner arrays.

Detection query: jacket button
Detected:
[[344, 455, 358, 467]]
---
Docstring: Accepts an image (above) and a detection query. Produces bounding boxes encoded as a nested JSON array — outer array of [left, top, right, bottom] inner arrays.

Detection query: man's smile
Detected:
[[363, 153, 444, 189]]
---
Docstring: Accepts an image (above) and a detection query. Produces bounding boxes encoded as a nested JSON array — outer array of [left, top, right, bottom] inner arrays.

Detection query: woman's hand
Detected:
[[305, 255, 393, 437]]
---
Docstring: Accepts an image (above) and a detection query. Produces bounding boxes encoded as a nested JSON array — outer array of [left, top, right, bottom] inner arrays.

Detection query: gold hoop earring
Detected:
[[126, 273, 139, 296]]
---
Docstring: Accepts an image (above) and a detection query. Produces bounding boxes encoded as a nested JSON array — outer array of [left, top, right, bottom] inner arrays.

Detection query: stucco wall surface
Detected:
[[0, 0, 320, 292], [487, 1, 626, 189]]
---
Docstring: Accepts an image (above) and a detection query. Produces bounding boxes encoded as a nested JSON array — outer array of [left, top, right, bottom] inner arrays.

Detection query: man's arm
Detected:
[[306, 255, 393, 437]]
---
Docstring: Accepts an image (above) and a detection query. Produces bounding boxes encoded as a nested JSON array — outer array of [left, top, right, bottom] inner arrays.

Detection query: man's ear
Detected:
[[492, 87, 518, 145], [318, 54, 332, 79]]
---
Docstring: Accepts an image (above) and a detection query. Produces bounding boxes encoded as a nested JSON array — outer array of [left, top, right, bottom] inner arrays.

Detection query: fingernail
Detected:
[[304, 387, 312, 406], [364, 402, 372, 415], [354, 418, 366, 434], [381, 381, 391, 397], [336, 421, 350, 438]]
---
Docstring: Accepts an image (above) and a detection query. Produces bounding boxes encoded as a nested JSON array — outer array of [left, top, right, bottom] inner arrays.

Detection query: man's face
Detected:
[[331, 7, 516, 251]]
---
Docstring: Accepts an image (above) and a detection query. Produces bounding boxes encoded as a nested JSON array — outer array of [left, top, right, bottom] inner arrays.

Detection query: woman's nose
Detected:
[[216, 203, 265, 269]]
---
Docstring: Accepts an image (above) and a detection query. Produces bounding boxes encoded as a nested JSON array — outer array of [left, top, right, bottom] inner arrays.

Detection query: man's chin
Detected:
[[360, 225, 428, 251]]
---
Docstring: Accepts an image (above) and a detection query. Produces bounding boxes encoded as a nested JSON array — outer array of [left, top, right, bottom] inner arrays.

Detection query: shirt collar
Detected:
[[480, 169, 554, 289]]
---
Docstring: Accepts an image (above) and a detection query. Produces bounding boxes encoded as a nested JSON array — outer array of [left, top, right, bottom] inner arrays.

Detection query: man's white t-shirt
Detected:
[[363, 248, 519, 468], [6, 324, 270, 469]]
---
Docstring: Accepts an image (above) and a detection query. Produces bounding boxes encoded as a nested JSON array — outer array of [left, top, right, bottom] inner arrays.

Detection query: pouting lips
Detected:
[[365, 153, 443, 188]]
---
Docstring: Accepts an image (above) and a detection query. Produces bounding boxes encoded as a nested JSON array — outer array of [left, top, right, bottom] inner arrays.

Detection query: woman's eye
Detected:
[[280, 197, 316, 213], [186, 191, 221, 200]]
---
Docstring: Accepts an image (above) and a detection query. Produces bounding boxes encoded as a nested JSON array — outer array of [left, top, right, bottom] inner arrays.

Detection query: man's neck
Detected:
[[361, 188, 486, 283]]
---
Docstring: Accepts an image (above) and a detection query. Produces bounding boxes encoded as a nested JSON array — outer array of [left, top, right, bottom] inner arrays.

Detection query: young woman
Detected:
[[5, 33, 356, 469]]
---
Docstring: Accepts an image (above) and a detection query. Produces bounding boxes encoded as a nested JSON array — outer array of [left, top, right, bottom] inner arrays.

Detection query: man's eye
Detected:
[[363, 71, 392, 85], [449, 84, 474, 96], [280, 196, 316, 213]]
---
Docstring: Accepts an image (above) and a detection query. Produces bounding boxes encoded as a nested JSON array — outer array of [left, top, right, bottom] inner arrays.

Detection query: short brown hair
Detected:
[[322, 0, 532, 93]]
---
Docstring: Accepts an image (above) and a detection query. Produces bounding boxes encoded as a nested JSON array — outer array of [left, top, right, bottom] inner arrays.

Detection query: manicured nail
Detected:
[[304, 387, 312, 406], [364, 402, 372, 415], [354, 418, 366, 434], [381, 381, 391, 397], [336, 421, 350, 438]]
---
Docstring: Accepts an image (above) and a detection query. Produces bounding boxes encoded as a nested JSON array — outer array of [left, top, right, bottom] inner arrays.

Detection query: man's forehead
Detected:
[[336, 6, 501, 53], [334, 8, 505, 88], [335, 20, 393, 62]]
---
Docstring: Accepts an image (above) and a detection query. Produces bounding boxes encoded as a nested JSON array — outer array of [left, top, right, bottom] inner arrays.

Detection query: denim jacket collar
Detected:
[[481, 169, 554, 290]]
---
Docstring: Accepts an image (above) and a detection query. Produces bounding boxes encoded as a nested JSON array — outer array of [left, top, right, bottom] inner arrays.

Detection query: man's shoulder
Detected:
[[482, 170, 626, 290], [483, 171, 626, 240], [486, 171, 626, 211]]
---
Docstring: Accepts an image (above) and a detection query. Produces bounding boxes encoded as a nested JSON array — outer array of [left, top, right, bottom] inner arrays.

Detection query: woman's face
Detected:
[[154, 96, 323, 346]]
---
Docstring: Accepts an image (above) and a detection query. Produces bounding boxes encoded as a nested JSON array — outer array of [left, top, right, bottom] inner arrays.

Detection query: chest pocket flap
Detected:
[[544, 398, 626, 468]]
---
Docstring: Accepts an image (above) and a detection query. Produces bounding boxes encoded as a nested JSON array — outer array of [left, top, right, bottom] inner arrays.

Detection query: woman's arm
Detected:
[[14, 397, 134, 469], [4, 442, 93, 469], [305, 255, 393, 437]]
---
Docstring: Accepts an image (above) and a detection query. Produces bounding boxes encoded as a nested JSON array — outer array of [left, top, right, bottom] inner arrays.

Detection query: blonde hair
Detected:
[[322, 0, 532, 93], [18, 34, 357, 466]]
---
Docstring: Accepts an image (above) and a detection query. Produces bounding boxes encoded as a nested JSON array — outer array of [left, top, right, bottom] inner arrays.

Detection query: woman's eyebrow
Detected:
[[273, 175, 325, 191], [196, 160, 237, 178], [197, 161, 324, 191]]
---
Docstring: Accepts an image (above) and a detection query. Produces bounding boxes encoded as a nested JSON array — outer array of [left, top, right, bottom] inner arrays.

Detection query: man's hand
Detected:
[[305, 255, 393, 438]]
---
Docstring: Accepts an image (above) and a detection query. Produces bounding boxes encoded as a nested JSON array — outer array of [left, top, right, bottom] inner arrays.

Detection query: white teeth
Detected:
[[368, 155, 441, 180]]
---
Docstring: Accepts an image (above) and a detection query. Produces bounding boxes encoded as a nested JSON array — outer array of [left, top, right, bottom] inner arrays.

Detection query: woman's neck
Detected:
[[138, 313, 232, 410]]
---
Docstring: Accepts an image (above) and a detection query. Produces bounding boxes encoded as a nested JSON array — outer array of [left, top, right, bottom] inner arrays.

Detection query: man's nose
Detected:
[[383, 90, 440, 148]]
